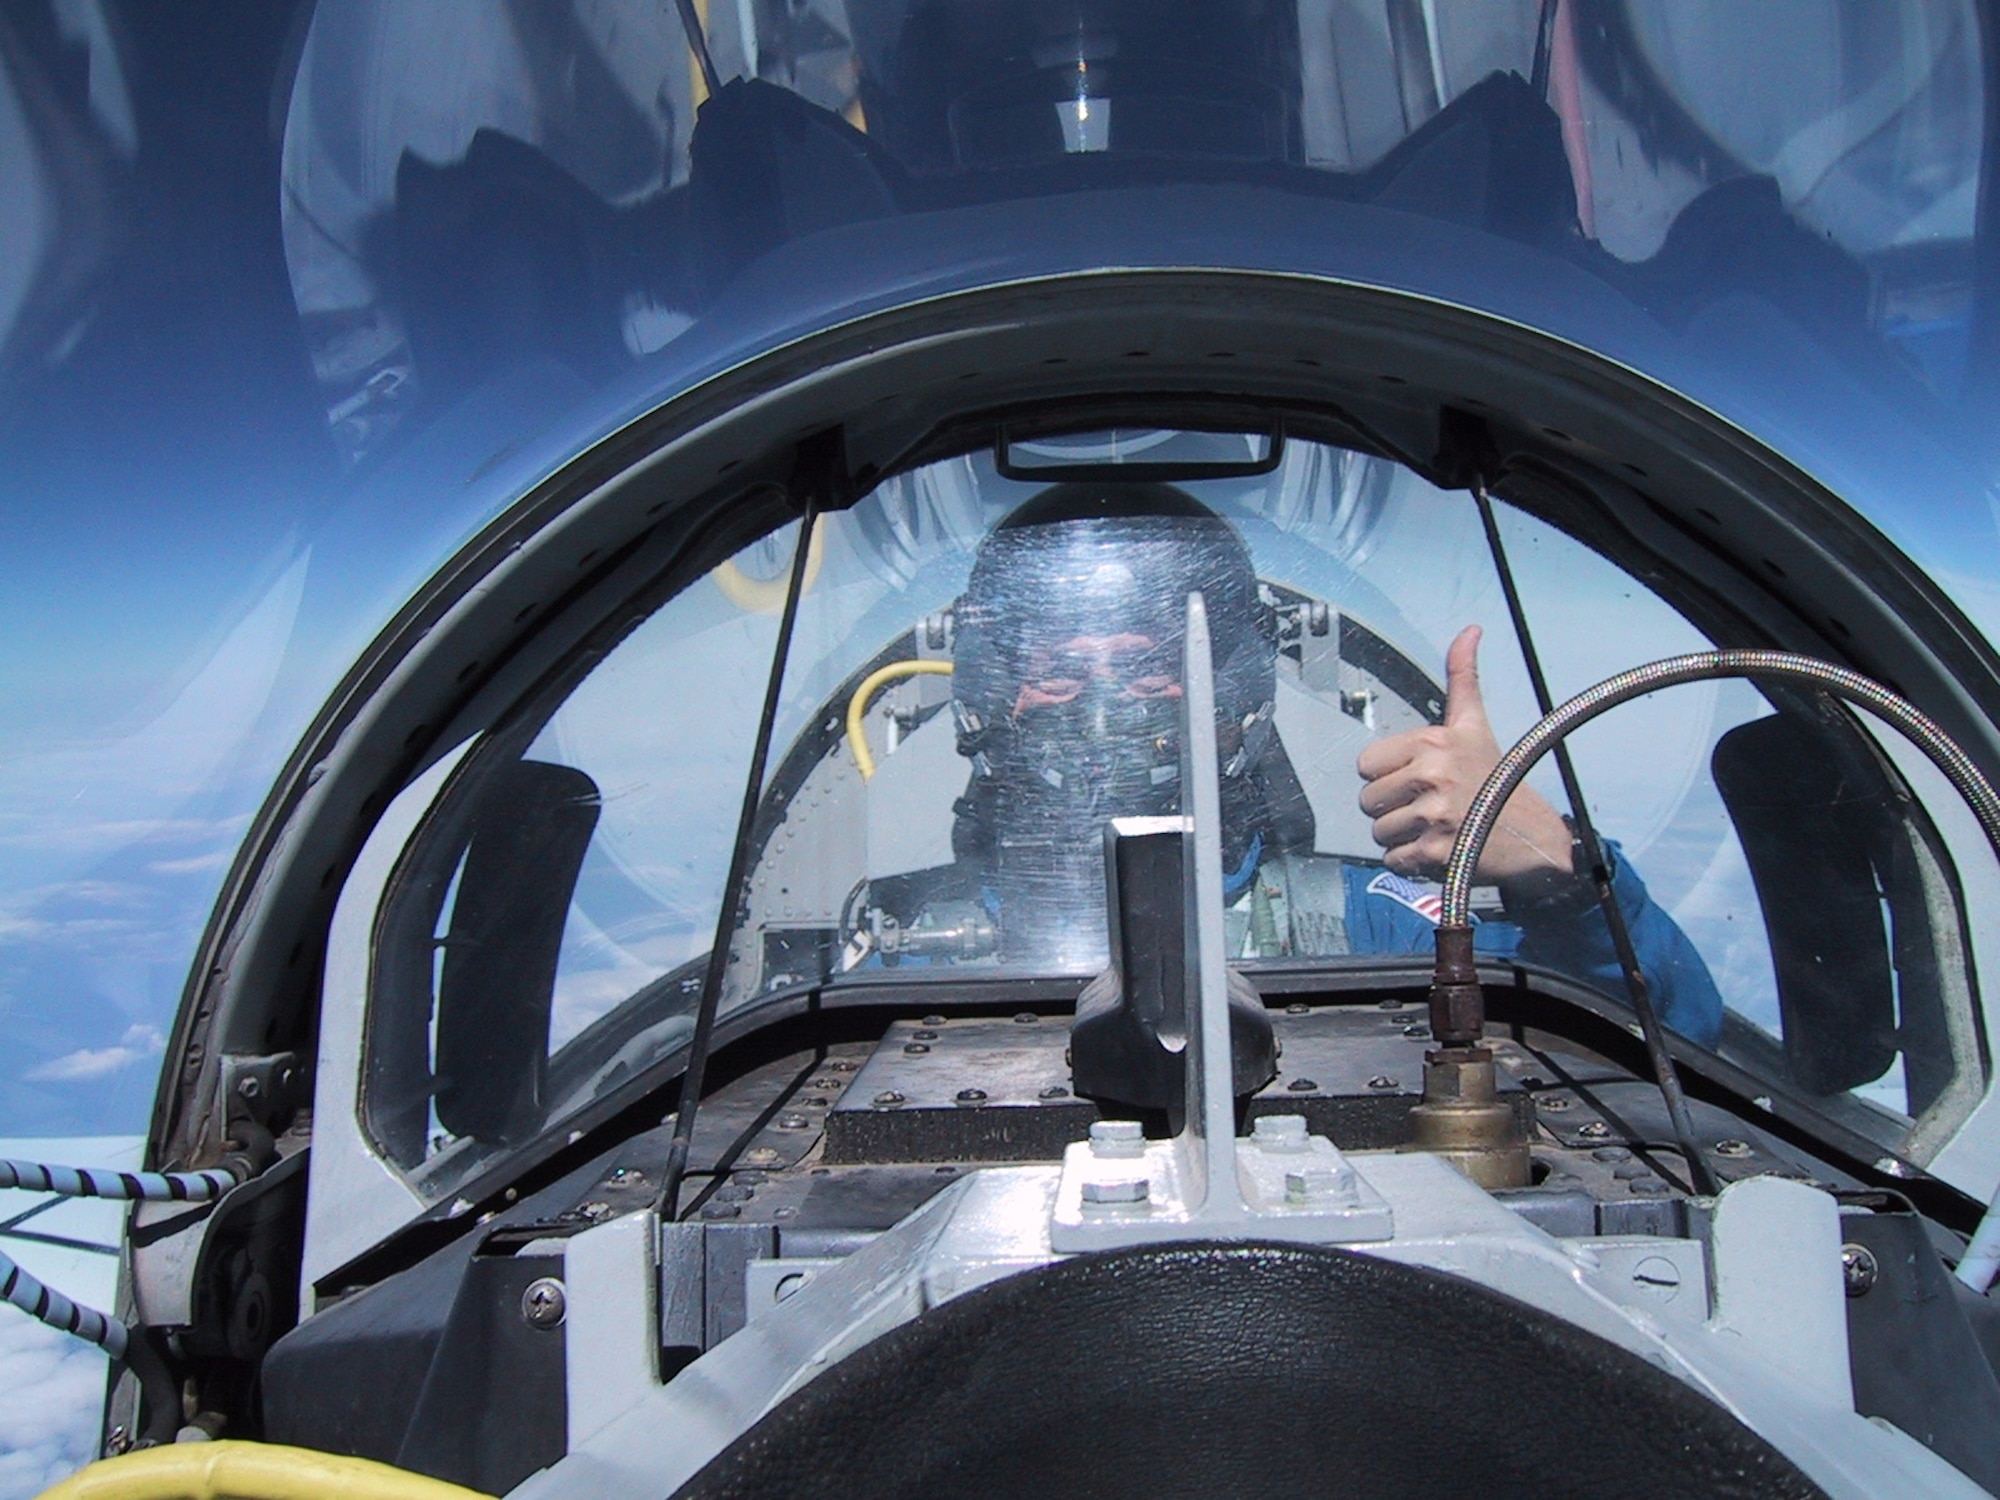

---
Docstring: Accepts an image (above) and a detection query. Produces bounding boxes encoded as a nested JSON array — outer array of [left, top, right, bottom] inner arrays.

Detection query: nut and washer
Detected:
[[1089, 1120, 1147, 1158], [1841, 1243, 1879, 1297], [1251, 1115, 1310, 1152], [521, 1278, 567, 1330], [1081, 1175, 1150, 1206], [1285, 1163, 1356, 1203]]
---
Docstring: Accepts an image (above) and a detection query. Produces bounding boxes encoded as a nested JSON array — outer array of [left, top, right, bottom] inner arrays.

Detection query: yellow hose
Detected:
[[35, 1442, 493, 1500], [845, 660, 954, 780]]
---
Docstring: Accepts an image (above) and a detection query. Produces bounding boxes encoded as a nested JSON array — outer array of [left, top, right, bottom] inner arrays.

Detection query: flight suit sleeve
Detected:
[[1340, 849, 1724, 1049]]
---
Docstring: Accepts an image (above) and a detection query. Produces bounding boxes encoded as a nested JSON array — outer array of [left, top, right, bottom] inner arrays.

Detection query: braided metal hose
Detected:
[[1443, 650, 2000, 929]]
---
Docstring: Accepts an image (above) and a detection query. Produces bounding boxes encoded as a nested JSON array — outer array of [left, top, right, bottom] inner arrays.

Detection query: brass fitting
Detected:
[[1403, 1045, 1531, 1189]]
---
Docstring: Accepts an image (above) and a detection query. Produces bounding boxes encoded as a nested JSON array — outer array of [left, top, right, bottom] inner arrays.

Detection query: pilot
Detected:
[[944, 482, 1724, 1046]]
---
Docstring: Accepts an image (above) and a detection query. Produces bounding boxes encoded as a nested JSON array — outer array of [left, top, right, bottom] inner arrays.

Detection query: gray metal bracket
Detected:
[[1051, 592, 1392, 1251]]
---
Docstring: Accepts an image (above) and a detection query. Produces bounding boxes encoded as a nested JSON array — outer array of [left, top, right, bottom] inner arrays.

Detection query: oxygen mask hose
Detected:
[[1433, 650, 2000, 1209]]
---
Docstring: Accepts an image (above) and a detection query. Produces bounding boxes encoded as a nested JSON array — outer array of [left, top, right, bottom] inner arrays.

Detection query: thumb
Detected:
[[1442, 624, 1487, 729]]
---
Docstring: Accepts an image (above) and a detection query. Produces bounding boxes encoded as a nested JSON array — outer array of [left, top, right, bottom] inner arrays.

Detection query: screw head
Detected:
[[1286, 1077, 1319, 1093], [1841, 1243, 1879, 1297], [521, 1278, 567, 1329]]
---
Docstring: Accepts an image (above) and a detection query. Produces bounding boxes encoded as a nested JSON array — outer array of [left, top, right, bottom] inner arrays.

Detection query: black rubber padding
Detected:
[[672, 1242, 1827, 1500]]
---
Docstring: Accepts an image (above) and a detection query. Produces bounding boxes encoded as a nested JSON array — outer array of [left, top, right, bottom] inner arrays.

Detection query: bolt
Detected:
[[1286, 1163, 1356, 1204], [1366, 1075, 1398, 1091], [1252, 1115, 1310, 1151], [579, 1200, 613, 1220], [1285, 1002, 1310, 1016], [873, 1091, 906, 1107], [1287, 1077, 1319, 1093], [1081, 1175, 1150, 1206], [1090, 1120, 1147, 1158], [608, 1167, 637, 1185], [521, 1278, 567, 1330], [956, 1088, 988, 1105], [236, 1075, 262, 1100], [829, 1060, 859, 1073], [1714, 1139, 1752, 1158], [1842, 1243, 1879, 1297], [1577, 1121, 1611, 1140], [904, 1043, 931, 1055], [1039, 1085, 1070, 1099], [1591, 1147, 1632, 1164]]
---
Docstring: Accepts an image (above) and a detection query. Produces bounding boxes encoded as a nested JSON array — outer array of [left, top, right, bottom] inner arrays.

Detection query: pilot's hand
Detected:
[[1356, 625, 1576, 893]]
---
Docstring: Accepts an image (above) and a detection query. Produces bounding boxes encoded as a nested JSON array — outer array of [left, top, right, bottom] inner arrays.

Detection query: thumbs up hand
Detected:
[[1356, 625, 1576, 891]]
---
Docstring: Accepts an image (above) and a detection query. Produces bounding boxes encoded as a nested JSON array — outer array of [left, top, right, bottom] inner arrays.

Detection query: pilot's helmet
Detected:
[[951, 482, 1277, 825]]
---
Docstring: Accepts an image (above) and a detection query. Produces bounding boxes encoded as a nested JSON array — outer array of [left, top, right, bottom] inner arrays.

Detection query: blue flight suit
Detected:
[[1338, 845, 1724, 1048]]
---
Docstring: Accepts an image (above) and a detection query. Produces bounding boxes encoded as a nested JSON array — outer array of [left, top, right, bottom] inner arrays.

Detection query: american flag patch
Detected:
[[1366, 870, 1444, 925]]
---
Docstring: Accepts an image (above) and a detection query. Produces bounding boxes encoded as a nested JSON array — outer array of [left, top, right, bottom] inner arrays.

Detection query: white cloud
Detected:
[[22, 1026, 163, 1084], [0, 1310, 110, 1500]]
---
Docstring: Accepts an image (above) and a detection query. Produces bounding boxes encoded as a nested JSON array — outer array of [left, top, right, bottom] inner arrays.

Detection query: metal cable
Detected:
[[658, 508, 821, 1219], [0, 1159, 238, 1202], [1444, 651, 2000, 927], [0, 1245, 129, 1358], [1469, 483, 1715, 1195]]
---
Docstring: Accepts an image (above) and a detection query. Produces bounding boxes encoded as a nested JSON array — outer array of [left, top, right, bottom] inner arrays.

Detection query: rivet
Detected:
[[1367, 1075, 1398, 1091], [1714, 1139, 1752, 1158], [956, 1088, 989, 1105], [873, 1091, 905, 1107], [1287, 1077, 1319, 1093]]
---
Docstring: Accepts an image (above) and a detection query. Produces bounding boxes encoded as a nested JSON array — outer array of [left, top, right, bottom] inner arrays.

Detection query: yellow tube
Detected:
[[35, 1442, 494, 1500], [845, 660, 954, 781]]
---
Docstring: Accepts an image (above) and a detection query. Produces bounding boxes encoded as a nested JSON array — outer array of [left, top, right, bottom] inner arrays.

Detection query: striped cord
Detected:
[[0, 1158, 238, 1202], [0, 1246, 129, 1358]]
